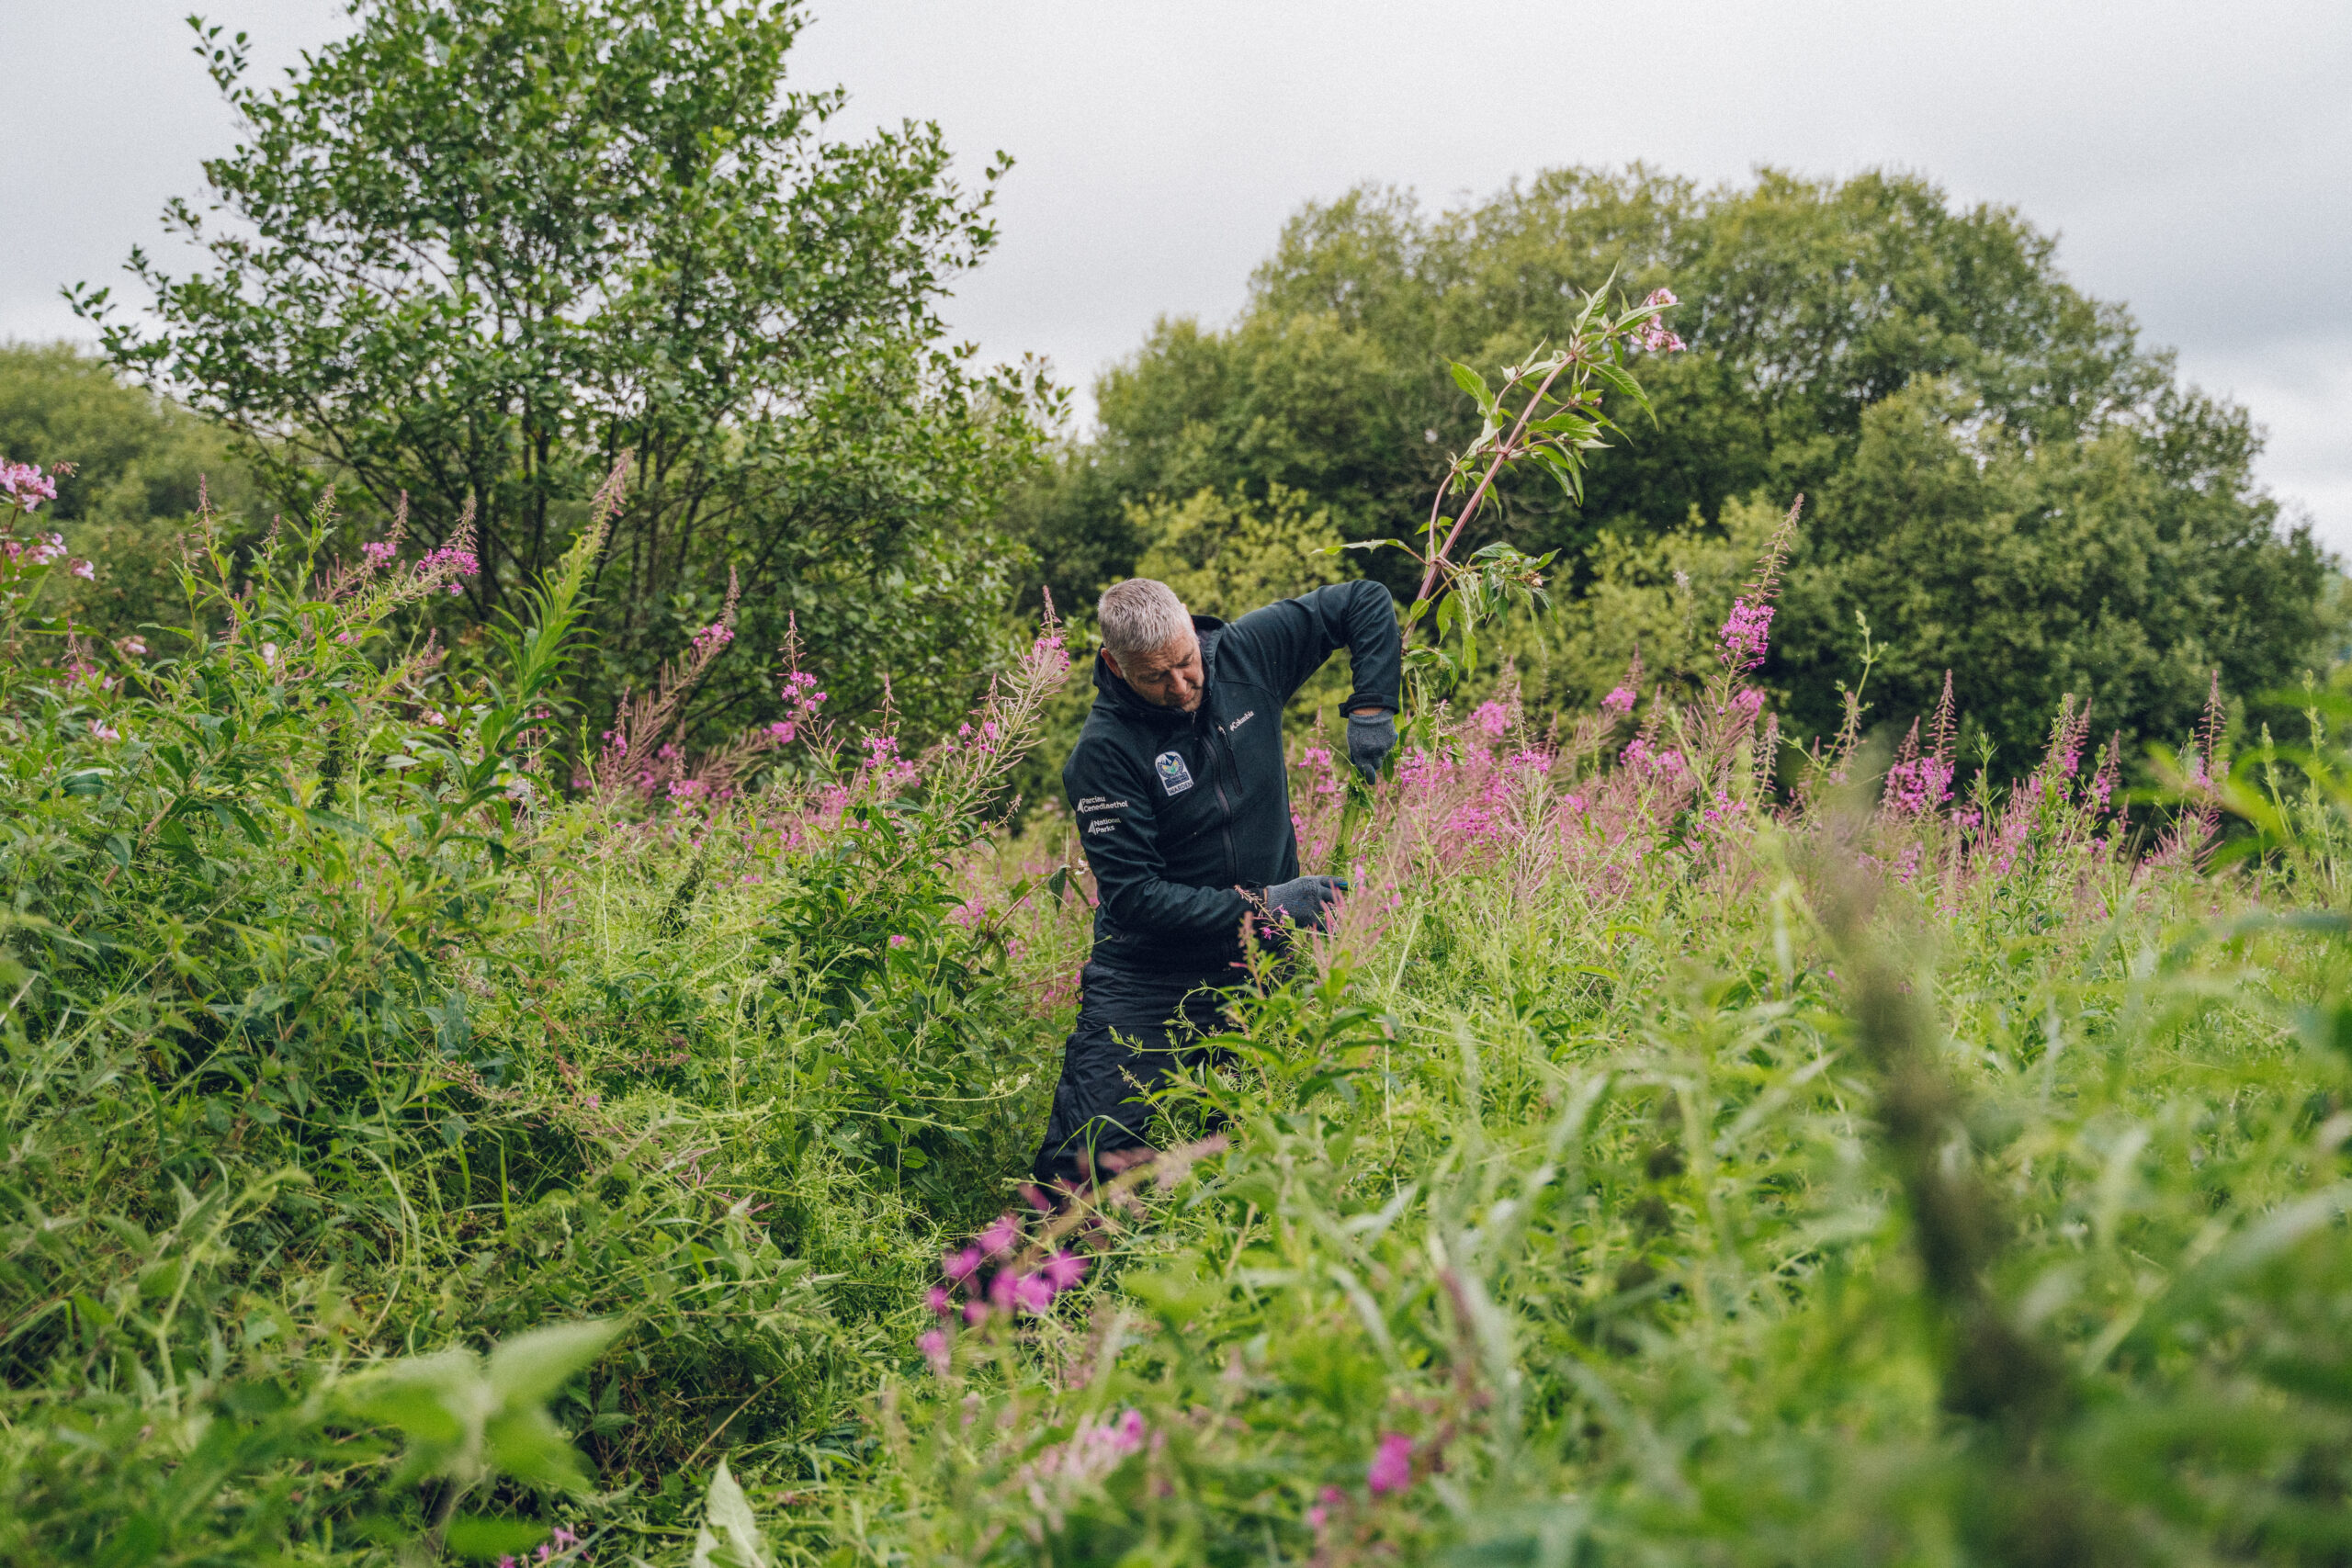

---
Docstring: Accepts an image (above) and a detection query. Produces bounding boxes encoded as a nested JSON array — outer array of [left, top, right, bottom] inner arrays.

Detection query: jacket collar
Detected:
[[1091, 614, 1226, 730]]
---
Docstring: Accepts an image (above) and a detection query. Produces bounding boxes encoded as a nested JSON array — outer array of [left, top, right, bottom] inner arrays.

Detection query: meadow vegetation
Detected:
[[6, 6, 2347, 1561], [6, 415, 2352, 1563]]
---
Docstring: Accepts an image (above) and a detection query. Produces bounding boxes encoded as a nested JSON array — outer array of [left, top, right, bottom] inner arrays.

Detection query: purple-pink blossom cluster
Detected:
[[1718, 597, 1773, 671], [1601, 684, 1636, 716], [1367, 1431, 1416, 1494], [1306, 1431, 1421, 1541], [418, 539, 480, 596], [860, 733, 920, 790], [1621, 737, 1688, 779], [1883, 751, 1954, 816], [1635, 288, 1686, 353], [689, 620, 733, 659], [1028, 1407, 1147, 1484], [920, 1209, 1094, 1372], [0, 462, 58, 513], [773, 670, 827, 746]]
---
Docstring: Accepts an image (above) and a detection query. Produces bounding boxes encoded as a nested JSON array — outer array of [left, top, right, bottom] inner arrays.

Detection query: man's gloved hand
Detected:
[[1264, 874, 1351, 931], [1346, 709, 1397, 783]]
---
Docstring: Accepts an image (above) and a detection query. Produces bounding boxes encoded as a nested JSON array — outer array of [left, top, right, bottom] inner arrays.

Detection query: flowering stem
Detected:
[[1414, 356, 1573, 604]]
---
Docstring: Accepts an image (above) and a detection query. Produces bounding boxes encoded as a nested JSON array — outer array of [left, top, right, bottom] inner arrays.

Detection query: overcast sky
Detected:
[[6, 0, 2347, 547]]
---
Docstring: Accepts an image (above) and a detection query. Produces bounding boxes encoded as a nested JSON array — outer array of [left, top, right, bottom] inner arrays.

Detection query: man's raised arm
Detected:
[[1227, 579, 1402, 715]]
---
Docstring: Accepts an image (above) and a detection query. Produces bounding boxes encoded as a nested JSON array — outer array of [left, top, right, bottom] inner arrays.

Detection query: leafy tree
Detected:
[[74, 0, 1053, 736], [1024, 166, 2332, 763], [1128, 483, 1351, 623]]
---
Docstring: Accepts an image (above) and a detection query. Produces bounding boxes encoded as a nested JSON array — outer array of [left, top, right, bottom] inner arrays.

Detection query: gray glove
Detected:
[[1346, 710, 1397, 782], [1263, 874, 1351, 931]]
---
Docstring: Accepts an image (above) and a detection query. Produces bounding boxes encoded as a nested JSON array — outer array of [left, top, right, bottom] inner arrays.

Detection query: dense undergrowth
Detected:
[[5, 450, 2352, 1566]]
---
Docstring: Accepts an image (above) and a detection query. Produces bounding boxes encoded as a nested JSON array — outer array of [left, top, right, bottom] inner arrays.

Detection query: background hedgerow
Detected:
[[8, 422, 2352, 1564]]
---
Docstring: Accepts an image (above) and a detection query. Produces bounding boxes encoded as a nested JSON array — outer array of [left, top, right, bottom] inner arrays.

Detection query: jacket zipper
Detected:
[[1201, 711, 1240, 886]]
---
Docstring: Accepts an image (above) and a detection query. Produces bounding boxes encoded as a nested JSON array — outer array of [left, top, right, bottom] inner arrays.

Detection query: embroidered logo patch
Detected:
[[1227, 709, 1257, 733], [1154, 750, 1194, 796]]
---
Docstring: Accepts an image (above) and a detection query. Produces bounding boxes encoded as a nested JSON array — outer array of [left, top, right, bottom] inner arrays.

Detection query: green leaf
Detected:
[[1448, 360, 1493, 409], [692, 1458, 774, 1568], [446, 1517, 552, 1561], [486, 1317, 621, 1409], [1122, 1247, 1226, 1326], [483, 1406, 595, 1494]]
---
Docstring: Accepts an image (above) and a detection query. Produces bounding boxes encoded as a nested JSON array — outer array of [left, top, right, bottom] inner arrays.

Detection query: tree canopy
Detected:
[[75, 0, 1054, 735], [1020, 166, 2332, 765]]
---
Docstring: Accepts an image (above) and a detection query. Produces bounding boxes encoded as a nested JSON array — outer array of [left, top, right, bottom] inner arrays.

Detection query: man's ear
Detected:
[[1100, 649, 1125, 680]]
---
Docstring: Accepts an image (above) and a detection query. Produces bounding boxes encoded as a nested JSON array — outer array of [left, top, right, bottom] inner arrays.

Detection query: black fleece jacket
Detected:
[[1065, 580, 1401, 974]]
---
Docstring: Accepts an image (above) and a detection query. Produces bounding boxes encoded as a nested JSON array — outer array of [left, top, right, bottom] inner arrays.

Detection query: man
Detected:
[[1033, 576, 1402, 1190]]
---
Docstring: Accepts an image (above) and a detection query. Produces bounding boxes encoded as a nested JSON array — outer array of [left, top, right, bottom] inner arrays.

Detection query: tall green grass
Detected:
[[4, 457, 2350, 1564]]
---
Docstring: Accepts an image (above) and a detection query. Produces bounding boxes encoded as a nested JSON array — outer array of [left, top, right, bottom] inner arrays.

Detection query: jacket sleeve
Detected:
[[1224, 579, 1402, 712], [1068, 744, 1256, 941]]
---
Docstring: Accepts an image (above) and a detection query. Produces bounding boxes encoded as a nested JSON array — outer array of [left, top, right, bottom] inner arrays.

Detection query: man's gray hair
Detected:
[[1098, 578, 1193, 659]]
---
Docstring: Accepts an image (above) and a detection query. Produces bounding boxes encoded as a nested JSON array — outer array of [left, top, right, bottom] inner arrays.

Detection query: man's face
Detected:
[[1104, 632, 1204, 712]]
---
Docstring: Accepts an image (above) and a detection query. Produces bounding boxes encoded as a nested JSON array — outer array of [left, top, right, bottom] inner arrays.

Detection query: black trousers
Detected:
[[1031, 958, 1235, 1189]]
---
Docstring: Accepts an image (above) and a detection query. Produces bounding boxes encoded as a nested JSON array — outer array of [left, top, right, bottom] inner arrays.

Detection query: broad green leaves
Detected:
[[690, 1459, 774, 1568], [336, 1318, 620, 1494]]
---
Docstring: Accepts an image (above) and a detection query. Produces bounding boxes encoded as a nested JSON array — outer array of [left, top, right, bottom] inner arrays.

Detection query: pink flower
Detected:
[[918, 1328, 951, 1375], [1601, 685, 1635, 716], [925, 1285, 952, 1315], [1643, 286, 1679, 308], [0, 462, 58, 510], [979, 1213, 1021, 1256], [1308, 1484, 1347, 1530], [943, 1246, 983, 1281], [362, 540, 397, 568], [1884, 753, 1954, 816], [1367, 1431, 1415, 1495], [1718, 598, 1774, 671], [1012, 1272, 1055, 1314], [691, 621, 734, 658], [88, 719, 120, 741], [1040, 1250, 1089, 1291], [768, 720, 796, 741], [1094, 1409, 1146, 1459], [1732, 686, 1765, 719], [964, 1298, 989, 1325], [1474, 700, 1510, 738], [69, 558, 94, 581], [550, 1529, 579, 1550], [420, 542, 479, 577], [887, 933, 911, 949], [117, 636, 147, 658]]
